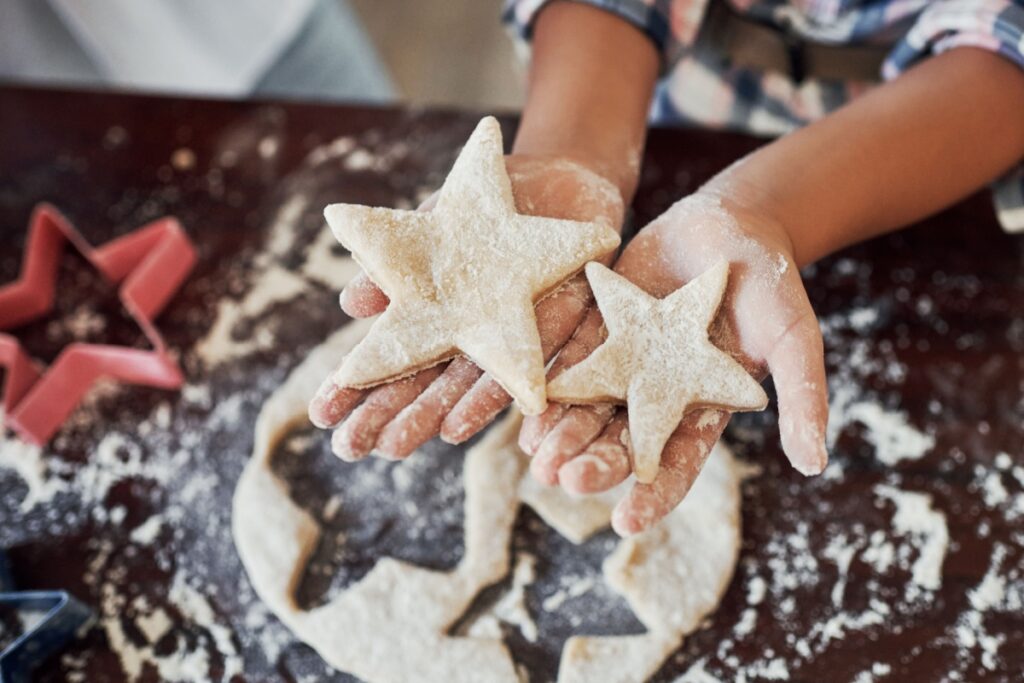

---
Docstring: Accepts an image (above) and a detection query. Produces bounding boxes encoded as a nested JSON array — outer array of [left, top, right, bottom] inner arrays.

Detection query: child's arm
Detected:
[[528, 47, 1024, 535], [309, 3, 658, 456], [511, 2, 658, 203], [724, 48, 1024, 266]]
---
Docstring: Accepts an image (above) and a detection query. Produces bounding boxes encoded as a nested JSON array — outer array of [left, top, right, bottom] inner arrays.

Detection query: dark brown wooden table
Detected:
[[1, 85, 1022, 682]]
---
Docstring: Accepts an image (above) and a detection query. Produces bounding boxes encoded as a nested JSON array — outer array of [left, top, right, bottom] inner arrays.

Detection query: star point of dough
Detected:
[[324, 117, 620, 414], [548, 261, 767, 482]]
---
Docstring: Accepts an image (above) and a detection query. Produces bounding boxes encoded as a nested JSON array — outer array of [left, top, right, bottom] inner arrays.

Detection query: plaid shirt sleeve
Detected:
[[883, 0, 1024, 77], [884, 0, 1024, 233], [502, 0, 709, 67]]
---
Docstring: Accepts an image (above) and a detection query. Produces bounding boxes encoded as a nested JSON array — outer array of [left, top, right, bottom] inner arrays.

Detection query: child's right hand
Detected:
[[309, 154, 625, 460], [520, 183, 830, 535]]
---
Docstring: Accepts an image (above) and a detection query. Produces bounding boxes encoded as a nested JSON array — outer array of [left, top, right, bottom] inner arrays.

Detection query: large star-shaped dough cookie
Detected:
[[547, 261, 767, 482], [324, 117, 620, 414]]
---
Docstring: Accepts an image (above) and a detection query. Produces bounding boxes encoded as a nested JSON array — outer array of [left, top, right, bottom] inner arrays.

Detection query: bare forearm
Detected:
[[713, 48, 1024, 266], [512, 2, 659, 203]]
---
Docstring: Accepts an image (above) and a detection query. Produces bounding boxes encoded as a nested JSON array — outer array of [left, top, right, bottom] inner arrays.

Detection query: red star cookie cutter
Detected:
[[0, 203, 196, 444]]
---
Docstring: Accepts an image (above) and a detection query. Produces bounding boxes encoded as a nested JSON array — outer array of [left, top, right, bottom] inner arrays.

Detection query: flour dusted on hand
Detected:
[[321, 117, 620, 415]]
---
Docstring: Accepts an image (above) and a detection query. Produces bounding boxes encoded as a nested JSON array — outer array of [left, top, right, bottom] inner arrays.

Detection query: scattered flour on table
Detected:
[[675, 658, 725, 683], [195, 131, 410, 368], [874, 485, 949, 594], [0, 422, 64, 511], [2, 394, 257, 681], [130, 514, 164, 545], [541, 573, 597, 612], [819, 301, 933, 470], [831, 399, 935, 466], [197, 264, 309, 365], [90, 567, 243, 682]]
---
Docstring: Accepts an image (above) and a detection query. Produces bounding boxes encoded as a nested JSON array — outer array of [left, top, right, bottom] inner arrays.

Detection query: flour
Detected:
[[874, 485, 948, 593], [822, 533, 859, 607], [48, 303, 106, 340], [93, 567, 242, 682], [851, 662, 893, 683], [0, 428, 65, 511], [746, 576, 766, 605], [978, 468, 1010, 507], [1, 391, 270, 680], [829, 394, 934, 466], [306, 136, 356, 166], [950, 542, 1023, 673], [820, 305, 929, 470], [196, 264, 309, 365], [195, 127, 408, 369], [134, 604, 172, 643], [711, 465, 963, 679], [846, 307, 878, 333], [675, 658, 725, 683], [130, 514, 164, 545], [168, 572, 244, 679], [541, 574, 597, 612]]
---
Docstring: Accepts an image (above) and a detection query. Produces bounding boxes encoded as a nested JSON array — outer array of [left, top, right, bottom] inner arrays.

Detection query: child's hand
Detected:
[[521, 186, 829, 535], [309, 154, 625, 460]]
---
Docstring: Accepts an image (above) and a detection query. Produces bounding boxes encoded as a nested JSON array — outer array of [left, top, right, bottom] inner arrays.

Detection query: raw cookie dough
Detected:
[[548, 261, 767, 483], [233, 319, 520, 682], [233, 322, 743, 682], [322, 117, 620, 415]]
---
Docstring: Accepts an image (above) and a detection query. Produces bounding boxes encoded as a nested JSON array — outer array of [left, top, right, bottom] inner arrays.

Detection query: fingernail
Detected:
[[610, 509, 640, 537], [440, 421, 471, 445], [611, 501, 657, 537], [374, 436, 414, 461], [559, 454, 611, 494], [529, 455, 559, 486], [796, 446, 828, 476], [557, 462, 588, 495], [518, 423, 540, 455], [309, 381, 342, 429], [331, 427, 365, 462]]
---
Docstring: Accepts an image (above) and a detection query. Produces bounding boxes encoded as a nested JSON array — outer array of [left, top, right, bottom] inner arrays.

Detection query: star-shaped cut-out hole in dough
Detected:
[[548, 261, 767, 482], [323, 117, 620, 414]]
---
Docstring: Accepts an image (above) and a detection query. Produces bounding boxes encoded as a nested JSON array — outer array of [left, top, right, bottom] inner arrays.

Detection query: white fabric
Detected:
[[48, 0, 316, 96]]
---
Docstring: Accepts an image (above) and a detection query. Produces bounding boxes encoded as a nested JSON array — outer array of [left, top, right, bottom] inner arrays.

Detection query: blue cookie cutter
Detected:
[[0, 550, 92, 683]]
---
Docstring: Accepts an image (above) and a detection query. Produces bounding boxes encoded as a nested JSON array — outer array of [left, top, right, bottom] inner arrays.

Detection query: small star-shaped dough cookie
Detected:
[[324, 117, 620, 415], [547, 261, 767, 482]]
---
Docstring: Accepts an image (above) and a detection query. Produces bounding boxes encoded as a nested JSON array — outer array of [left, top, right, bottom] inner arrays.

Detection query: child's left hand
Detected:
[[309, 154, 625, 460], [521, 185, 830, 535]]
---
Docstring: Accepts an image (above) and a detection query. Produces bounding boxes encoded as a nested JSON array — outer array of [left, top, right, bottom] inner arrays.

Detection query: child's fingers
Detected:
[[546, 305, 606, 378], [439, 378, 512, 444], [515, 306, 606, 455], [329, 367, 444, 461], [374, 357, 481, 458], [556, 412, 631, 494], [610, 409, 729, 536], [338, 192, 439, 319], [765, 311, 829, 476], [339, 271, 390, 318], [309, 379, 366, 429], [519, 402, 568, 455], [440, 275, 594, 443], [529, 404, 616, 485]]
